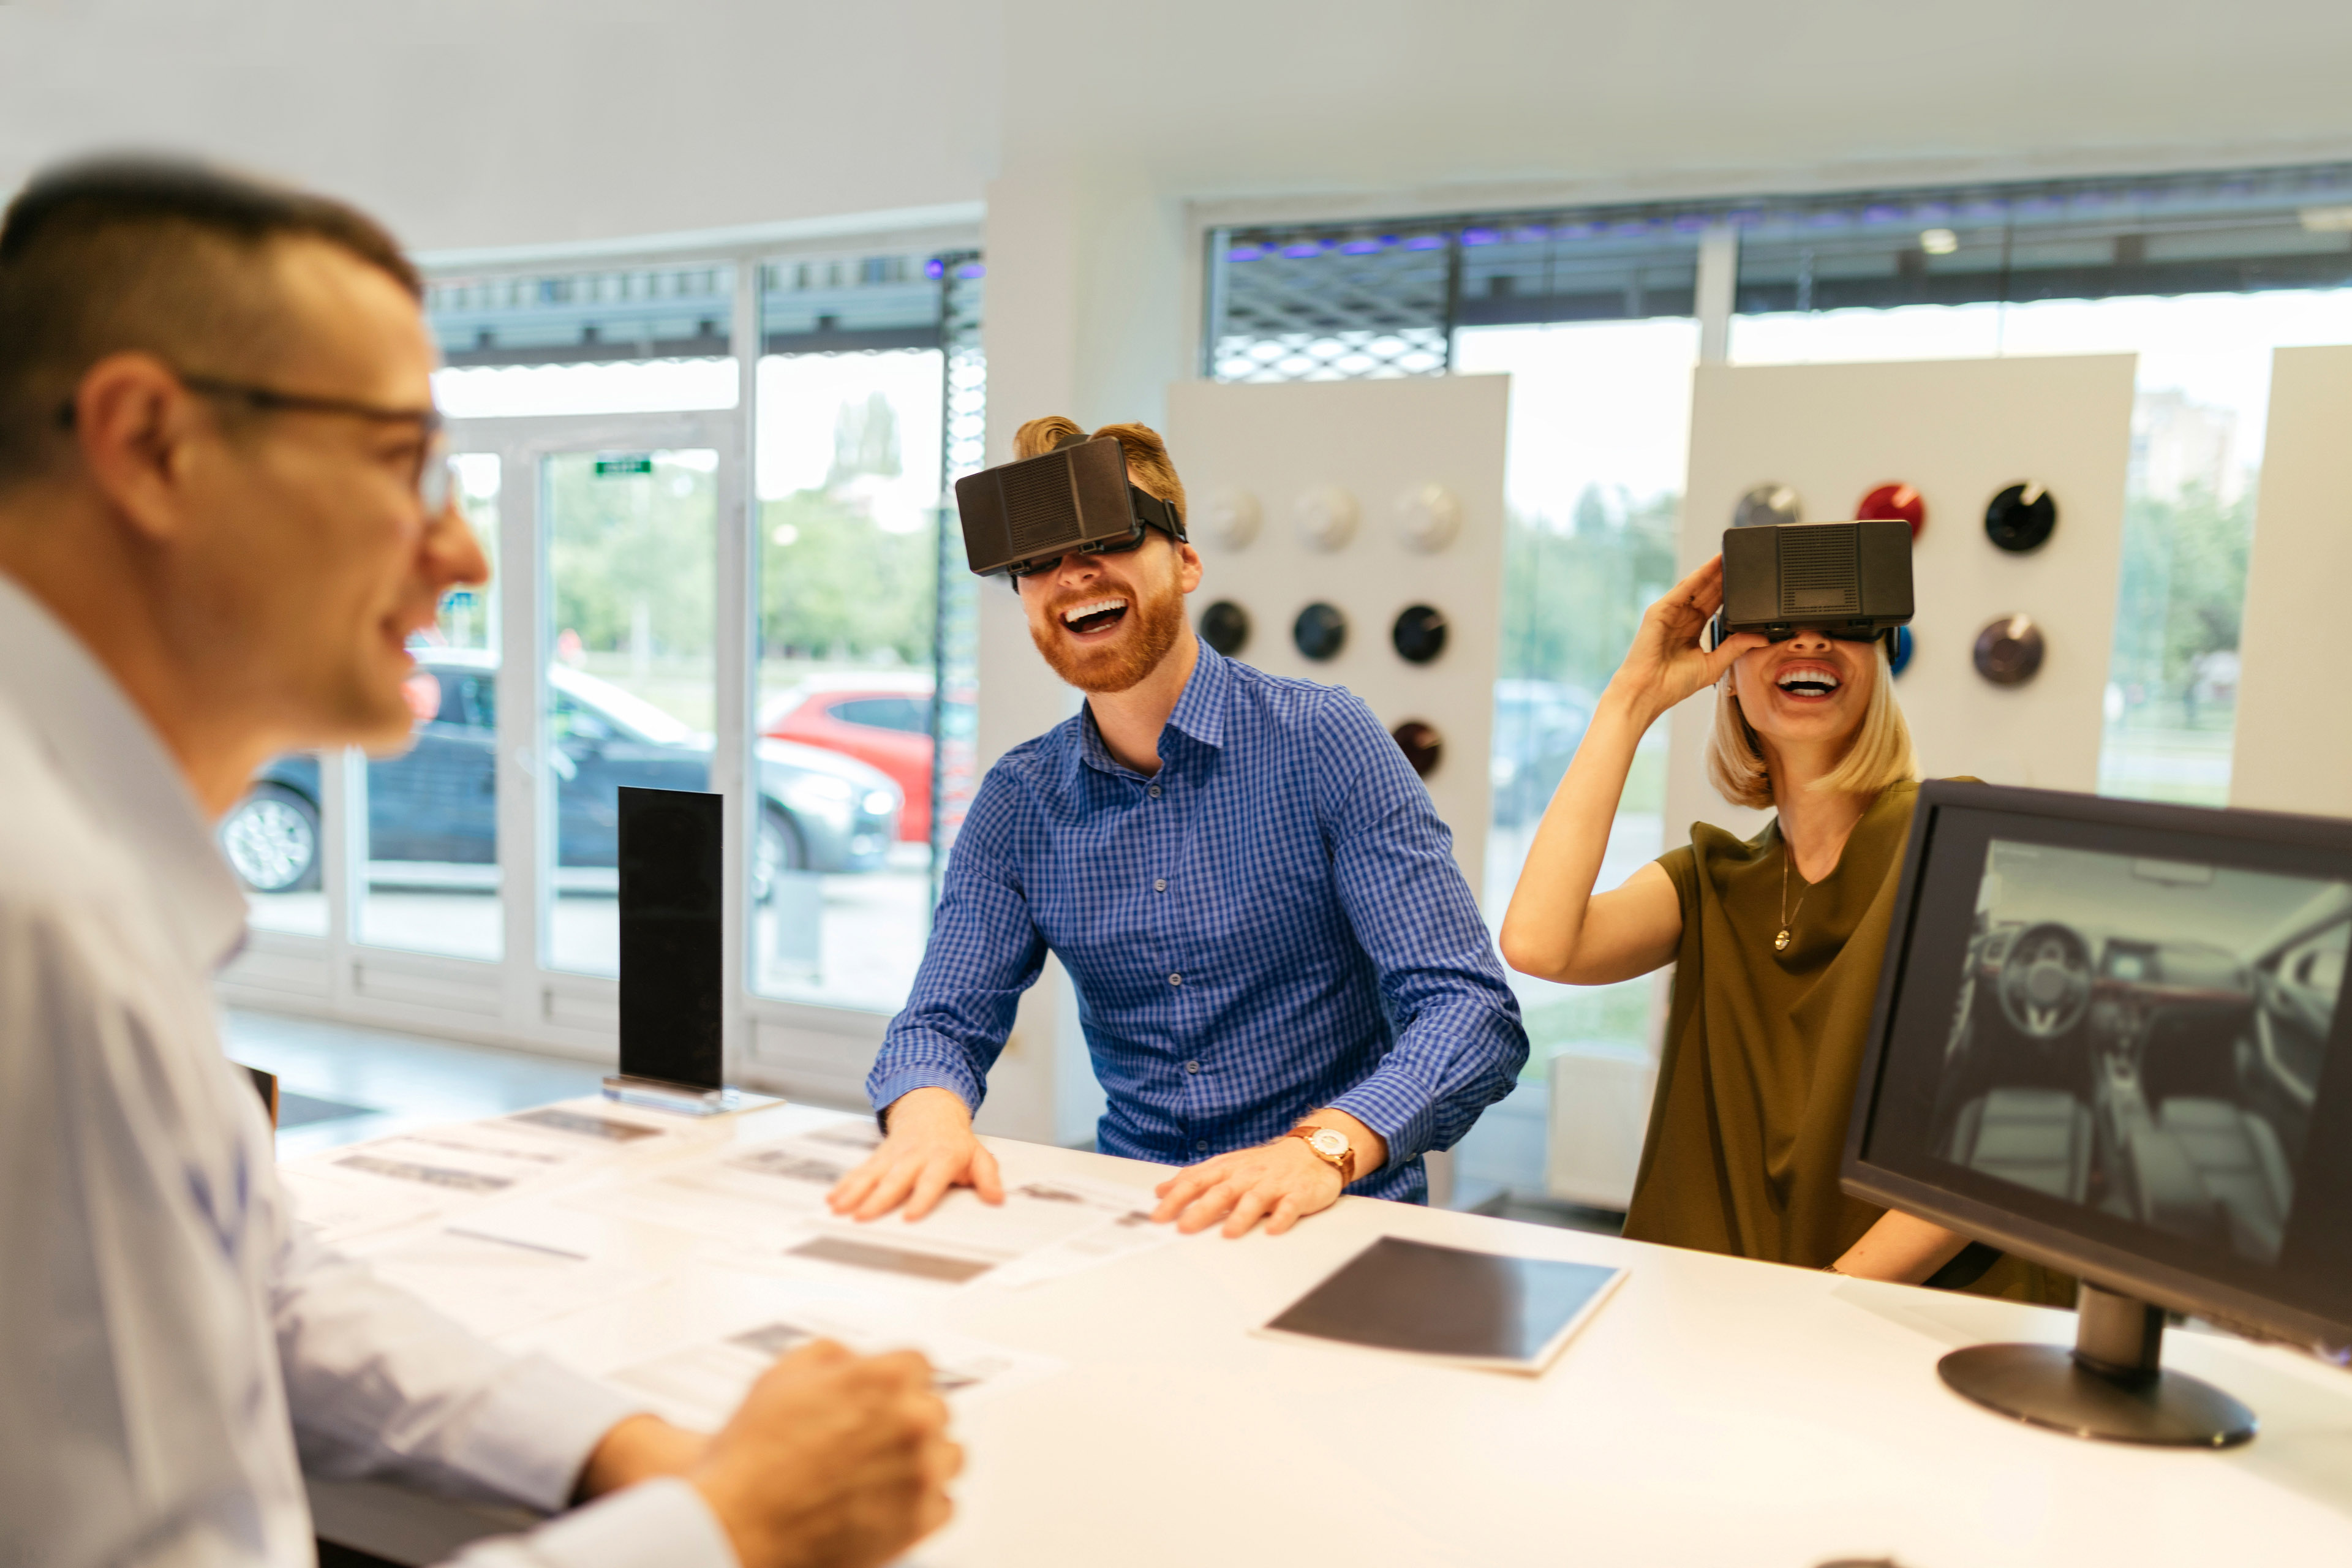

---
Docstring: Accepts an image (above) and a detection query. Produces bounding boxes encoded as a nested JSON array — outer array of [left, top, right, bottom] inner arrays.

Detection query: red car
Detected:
[[760, 674, 973, 844]]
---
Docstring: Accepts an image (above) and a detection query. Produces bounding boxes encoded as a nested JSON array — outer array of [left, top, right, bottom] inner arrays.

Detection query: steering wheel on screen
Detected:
[[1996, 921, 2096, 1040]]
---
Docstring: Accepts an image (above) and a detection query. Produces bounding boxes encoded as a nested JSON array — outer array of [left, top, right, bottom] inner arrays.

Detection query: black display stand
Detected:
[[1938, 1281, 2256, 1447], [601, 787, 777, 1117]]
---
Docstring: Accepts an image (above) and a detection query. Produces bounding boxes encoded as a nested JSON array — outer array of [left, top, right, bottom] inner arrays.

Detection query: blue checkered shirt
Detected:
[[869, 644, 1527, 1203]]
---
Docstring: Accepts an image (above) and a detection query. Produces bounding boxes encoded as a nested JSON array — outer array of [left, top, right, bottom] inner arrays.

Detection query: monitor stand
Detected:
[[1938, 1281, 2256, 1447]]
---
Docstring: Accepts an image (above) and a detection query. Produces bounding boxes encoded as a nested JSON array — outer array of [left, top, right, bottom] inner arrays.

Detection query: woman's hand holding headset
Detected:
[[1606, 555, 1768, 730], [1498, 556, 1765, 987]]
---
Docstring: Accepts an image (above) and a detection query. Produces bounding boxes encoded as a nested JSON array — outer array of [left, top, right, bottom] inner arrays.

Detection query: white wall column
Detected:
[[969, 161, 1189, 1145]]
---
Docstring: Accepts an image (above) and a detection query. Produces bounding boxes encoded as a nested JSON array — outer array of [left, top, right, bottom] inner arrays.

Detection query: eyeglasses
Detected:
[[56, 372, 454, 514]]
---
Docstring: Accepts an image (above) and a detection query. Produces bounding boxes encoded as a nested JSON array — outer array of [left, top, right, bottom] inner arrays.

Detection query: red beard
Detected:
[[1031, 579, 1186, 693]]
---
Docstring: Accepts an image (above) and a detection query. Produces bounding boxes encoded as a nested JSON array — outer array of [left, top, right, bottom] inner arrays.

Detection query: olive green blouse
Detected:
[[1622, 781, 2072, 1306]]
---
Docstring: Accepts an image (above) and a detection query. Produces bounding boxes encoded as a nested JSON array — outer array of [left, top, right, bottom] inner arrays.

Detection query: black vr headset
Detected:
[[953, 433, 1186, 580], [1706, 518, 1915, 652]]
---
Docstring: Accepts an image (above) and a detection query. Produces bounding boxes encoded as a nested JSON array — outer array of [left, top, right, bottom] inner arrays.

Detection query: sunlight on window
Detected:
[[434, 358, 739, 420]]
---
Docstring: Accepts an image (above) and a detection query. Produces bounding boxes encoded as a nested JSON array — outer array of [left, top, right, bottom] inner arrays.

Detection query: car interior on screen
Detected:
[[1929, 840, 2346, 1267]]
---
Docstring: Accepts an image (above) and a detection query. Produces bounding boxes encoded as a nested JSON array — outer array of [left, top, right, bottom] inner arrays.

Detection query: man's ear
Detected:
[[70, 353, 208, 546], [1175, 540, 1204, 595]]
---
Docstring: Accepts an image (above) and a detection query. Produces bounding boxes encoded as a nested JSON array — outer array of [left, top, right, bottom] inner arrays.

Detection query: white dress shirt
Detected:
[[0, 575, 737, 1568]]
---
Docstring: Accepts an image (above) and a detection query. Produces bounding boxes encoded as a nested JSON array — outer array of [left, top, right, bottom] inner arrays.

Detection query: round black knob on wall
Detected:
[[1293, 601, 1348, 662], [1983, 483, 2059, 553], [1973, 614, 2046, 686], [1391, 604, 1448, 665], [1391, 720, 1443, 778], [1199, 600, 1250, 657]]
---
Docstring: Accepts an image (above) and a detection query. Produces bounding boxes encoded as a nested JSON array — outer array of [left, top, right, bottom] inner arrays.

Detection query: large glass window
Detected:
[[750, 252, 984, 1014], [1457, 319, 1697, 1072], [355, 454, 505, 959]]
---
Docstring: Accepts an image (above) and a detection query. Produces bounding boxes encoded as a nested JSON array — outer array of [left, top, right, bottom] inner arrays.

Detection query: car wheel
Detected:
[[221, 783, 322, 894], [752, 805, 807, 904]]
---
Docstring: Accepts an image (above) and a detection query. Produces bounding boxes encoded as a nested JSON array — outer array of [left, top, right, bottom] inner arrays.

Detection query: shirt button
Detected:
[[1194, 1139, 1210, 1153], [1168, 973, 1182, 986], [1153, 878, 1167, 892], [1148, 784, 1162, 798], [1185, 1060, 1200, 1074]]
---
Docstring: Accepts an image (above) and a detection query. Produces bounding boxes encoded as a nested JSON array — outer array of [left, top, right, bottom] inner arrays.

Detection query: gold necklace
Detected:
[[1776, 840, 1811, 953]]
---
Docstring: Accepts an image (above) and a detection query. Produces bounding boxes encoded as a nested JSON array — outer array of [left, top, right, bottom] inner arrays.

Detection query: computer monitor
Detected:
[[1844, 780, 2352, 1447]]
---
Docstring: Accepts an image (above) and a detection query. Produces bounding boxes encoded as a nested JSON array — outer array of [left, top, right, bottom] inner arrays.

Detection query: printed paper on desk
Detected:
[[560, 1141, 853, 1247], [500, 1101, 679, 1150], [277, 1163, 443, 1244], [796, 1173, 1177, 1290], [356, 1227, 659, 1340], [607, 1307, 1061, 1430]]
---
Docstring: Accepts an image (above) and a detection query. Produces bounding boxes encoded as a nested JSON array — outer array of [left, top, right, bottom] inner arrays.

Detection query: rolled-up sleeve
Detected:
[[865, 772, 1049, 1120], [1312, 692, 1529, 1169]]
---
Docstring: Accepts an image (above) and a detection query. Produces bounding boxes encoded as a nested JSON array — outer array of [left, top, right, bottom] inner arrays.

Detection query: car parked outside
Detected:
[[760, 672, 973, 843], [1488, 678, 1596, 827], [217, 650, 901, 898]]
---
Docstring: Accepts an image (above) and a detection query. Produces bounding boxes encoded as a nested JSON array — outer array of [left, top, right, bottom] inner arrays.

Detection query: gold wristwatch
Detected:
[[1286, 1124, 1356, 1185]]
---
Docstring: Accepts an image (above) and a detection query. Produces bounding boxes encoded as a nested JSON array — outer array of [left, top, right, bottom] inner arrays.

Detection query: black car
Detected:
[[219, 651, 901, 898]]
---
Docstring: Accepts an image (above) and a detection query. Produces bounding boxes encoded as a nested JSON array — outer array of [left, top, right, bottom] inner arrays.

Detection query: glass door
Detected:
[[354, 451, 506, 961], [539, 445, 722, 976]]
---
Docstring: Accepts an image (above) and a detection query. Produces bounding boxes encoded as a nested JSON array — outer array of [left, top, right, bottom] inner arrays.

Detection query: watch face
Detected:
[[1309, 1128, 1349, 1157]]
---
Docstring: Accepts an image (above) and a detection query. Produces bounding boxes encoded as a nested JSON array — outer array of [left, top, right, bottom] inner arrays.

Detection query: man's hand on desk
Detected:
[[690, 1339, 961, 1568], [1150, 1110, 1389, 1238], [827, 1087, 1004, 1222]]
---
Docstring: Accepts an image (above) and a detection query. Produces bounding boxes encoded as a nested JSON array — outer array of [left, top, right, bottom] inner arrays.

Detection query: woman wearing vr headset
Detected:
[[1499, 555, 2070, 1302]]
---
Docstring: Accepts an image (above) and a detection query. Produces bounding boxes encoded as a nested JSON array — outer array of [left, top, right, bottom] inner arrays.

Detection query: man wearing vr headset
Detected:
[[828, 418, 1526, 1236]]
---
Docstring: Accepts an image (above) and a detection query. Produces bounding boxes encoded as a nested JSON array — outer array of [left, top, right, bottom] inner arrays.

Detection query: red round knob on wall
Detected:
[[1857, 482, 1927, 538]]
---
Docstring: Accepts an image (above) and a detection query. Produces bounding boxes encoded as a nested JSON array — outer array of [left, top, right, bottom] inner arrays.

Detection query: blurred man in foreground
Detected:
[[0, 156, 957, 1568]]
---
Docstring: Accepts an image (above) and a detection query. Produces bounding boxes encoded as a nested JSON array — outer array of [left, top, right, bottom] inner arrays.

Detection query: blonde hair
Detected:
[[1705, 639, 1917, 809], [1012, 416, 1186, 526]]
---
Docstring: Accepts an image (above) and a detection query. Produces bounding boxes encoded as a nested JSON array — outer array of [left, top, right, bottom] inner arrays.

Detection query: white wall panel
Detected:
[[2232, 345, 2352, 817], [1668, 356, 2136, 846], [1165, 375, 1509, 897]]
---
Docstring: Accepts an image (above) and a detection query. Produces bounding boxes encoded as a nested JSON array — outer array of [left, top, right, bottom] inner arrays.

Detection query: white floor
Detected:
[[245, 870, 933, 1012], [225, 1008, 606, 1161]]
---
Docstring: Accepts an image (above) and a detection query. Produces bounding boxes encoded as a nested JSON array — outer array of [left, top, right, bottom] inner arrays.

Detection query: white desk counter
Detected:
[[304, 1102, 2352, 1567]]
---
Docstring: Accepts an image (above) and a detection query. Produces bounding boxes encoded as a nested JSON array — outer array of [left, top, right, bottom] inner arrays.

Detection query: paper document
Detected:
[[355, 1226, 657, 1339], [282, 1100, 677, 1243], [609, 1308, 1061, 1428], [791, 1172, 1177, 1290], [277, 1163, 442, 1244], [562, 1121, 1178, 1289]]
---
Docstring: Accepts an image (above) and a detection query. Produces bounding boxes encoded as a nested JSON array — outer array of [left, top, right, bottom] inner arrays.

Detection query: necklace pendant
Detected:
[[1774, 927, 1792, 952]]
